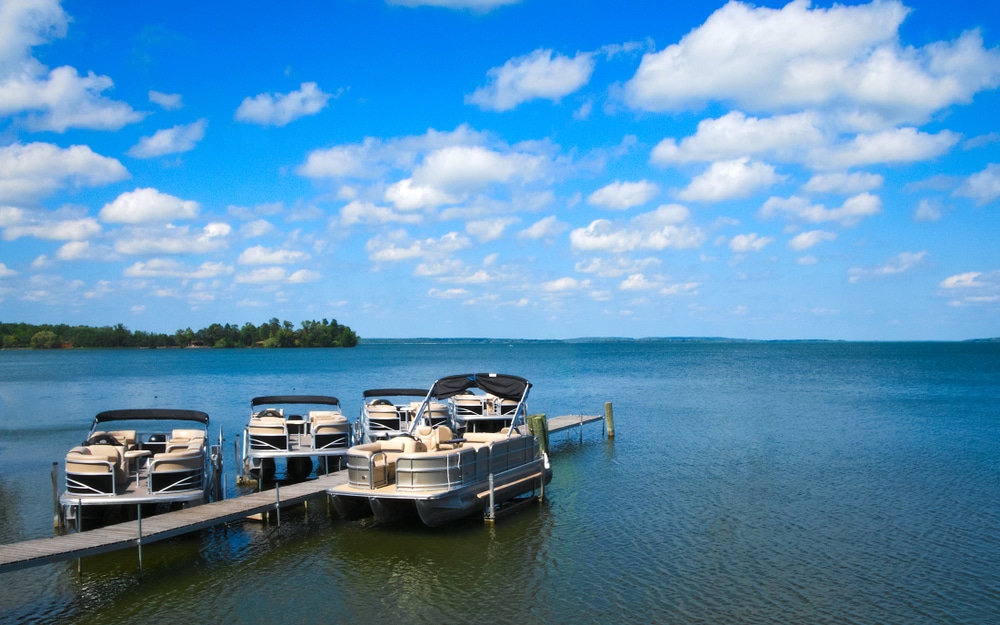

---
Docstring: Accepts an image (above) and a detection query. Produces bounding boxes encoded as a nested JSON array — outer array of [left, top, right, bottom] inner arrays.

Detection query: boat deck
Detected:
[[0, 472, 347, 575]]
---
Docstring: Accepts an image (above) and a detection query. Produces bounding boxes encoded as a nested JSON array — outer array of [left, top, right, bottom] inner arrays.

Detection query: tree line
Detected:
[[0, 318, 359, 349]]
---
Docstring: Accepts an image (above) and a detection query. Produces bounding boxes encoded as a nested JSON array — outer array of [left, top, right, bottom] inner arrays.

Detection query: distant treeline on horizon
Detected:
[[0, 319, 359, 349]]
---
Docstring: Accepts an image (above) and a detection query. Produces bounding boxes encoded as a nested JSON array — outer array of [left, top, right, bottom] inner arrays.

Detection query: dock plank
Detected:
[[547, 414, 604, 434], [0, 472, 347, 575]]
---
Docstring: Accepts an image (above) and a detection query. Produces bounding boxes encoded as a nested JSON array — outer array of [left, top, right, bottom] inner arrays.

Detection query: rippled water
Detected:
[[1, 341, 999, 624]]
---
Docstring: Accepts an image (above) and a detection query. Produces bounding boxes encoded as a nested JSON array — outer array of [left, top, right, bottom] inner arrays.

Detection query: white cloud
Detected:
[[298, 139, 383, 179], [807, 128, 958, 170], [914, 198, 945, 222], [123, 259, 232, 279], [678, 158, 783, 202], [788, 229, 837, 251], [365, 231, 471, 264], [339, 200, 423, 226], [0, 0, 143, 132], [148, 91, 182, 110], [802, 171, 883, 194], [0, 262, 17, 277], [287, 269, 321, 283], [385, 178, 458, 210], [55, 240, 108, 261], [570, 204, 705, 253], [542, 277, 588, 292], [115, 223, 231, 255], [3, 216, 100, 241], [128, 119, 207, 158], [99, 188, 200, 223], [518, 215, 568, 240], [622, 0, 1000, 125], [467, 49, 594, 111], [588, 180, 659, 210], [651, 111, 825, 164], [235, 82, 332, 126], [955, 163, 1000, 205], [760, 192, 882, 227], [938, 270, 1000, 306], [0, 142, 128, 204], [466, 217, 517, 242], [238, 245, 310, 265], [729, 232, 773, 253], [412, 144, 544, 195], [940, 272, 984, 289], [575, 256, 661, 278], [848, 250, 927, 283]]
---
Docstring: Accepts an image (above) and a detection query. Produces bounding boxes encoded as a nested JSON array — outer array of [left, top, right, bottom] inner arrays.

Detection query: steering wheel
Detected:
[[85, 433, 120, 446], [371, 399, 393, 406], [258, 408, 282, 419]]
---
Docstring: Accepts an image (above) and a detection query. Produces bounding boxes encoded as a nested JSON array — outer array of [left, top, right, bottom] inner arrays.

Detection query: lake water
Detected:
[[1, 341, 998, 624]]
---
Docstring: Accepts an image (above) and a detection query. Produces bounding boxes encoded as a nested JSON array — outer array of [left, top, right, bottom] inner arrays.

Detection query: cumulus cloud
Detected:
[[0, 142, 128, 204], [622, 0, 1000, 125], [235, 82, 332, 126], [2, 216, 100, 241], [574, 256, 661, 278], [466, 49, 595, 111], [412, 144, 544, 194], [0, 2, 144, 131], [237, 245, 310, 265], [802, 171, 884, 194], [518, 215, 568, 240], [570, 204, 705, 253], [760, 192, 882, 227], [848, 250, 927, 283], [115, 223, 231, 255], [788, 229, 837, 251], [806, 127, 958, 170], [651, 111, 825, 164], [466, 217, 518, 242], [588, 180, 659, 210], [128, 119, 207, 158], [954, 163, 1000, 205], [0, 262, 16, 277], [677, 158, 783, 202], [365, 231, 471, 264], [123, 259, 233, 279], [339, 200, 424, 226], [148, 91, 182, 110], [99, 188, 200, 223], [729, 232, 773, 253]]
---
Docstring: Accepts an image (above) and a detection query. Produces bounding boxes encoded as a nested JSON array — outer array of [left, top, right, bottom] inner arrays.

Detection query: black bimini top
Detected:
[[94, 409, 210, 425], [429, 373, 531, 401], [362, 388, 428, 399], [251, 395, 340, 407]]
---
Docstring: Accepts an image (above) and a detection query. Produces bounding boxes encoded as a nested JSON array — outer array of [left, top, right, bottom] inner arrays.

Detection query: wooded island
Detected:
[[0, 319, 359, 349]]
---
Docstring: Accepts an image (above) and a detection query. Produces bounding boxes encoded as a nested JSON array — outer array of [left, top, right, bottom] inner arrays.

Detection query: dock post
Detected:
[[51, 462, 61, 530], [604, 402, 615, 438], [275, 482, 281, 527], [137, 505, 143, 578], [487, 474, 496, 522]]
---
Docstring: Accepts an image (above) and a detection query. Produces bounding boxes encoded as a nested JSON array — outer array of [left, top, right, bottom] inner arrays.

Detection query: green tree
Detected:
[[30, 330, 60, 349]]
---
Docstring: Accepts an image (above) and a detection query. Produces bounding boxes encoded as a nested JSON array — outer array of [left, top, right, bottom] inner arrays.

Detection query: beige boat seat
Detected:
[[65, 444, 127, 494], [149, 448, 204, 493], [107, 430, 137, 448], [312, 412, 350, 449], [248, 416, 288, 450]]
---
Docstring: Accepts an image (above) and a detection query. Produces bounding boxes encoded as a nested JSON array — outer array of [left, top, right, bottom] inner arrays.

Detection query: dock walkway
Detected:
[[0, 411, 612, 576], [0, 472, 347, 575]]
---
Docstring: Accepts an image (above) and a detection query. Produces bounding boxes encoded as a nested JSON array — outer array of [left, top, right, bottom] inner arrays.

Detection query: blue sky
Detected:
[[1, 0, 998, 340]]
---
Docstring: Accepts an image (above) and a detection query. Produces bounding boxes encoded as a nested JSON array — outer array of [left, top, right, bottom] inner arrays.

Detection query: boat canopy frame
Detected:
[[409, 373, 532, 436], [251, 395, 341, 408], [93, 408, 210, 426]]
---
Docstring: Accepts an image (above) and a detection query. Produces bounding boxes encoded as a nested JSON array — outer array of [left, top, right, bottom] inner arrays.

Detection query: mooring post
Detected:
[[137, 505, 143, 578], [605, 402, 615, 438], [275, 482, 281, 527], [51, 462, 61, 530], [487, 473, 496, 521]]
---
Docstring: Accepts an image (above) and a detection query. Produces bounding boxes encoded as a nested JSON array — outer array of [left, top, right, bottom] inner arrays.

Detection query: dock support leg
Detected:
[[604, 402, 615, 438], [486, 474, 496, 522], [275, 482, 281, 528], [137, 505, 143, 578], [51, 462, 62, 531]]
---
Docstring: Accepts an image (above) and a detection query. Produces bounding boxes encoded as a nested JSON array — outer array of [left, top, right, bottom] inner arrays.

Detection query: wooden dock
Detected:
[[547, 413, 606, 434], [0, 472, 347, 575], [0, 407, 614, 576]]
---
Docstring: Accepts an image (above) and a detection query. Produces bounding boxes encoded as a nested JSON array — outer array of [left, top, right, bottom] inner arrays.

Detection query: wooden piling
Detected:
[[604, 402, 615, 438]]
